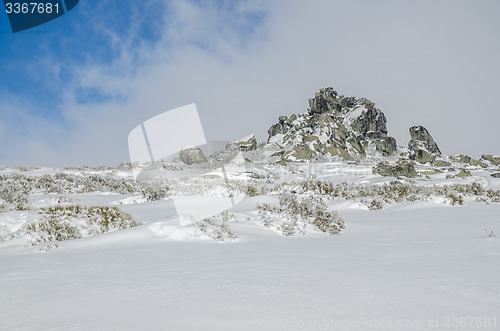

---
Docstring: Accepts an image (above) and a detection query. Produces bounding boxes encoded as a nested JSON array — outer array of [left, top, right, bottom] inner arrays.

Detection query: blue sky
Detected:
[[0, 0, 265, 119], [0, 0, 268, 165], [1, 0, 499, 166], [1, 1, 165, 118]]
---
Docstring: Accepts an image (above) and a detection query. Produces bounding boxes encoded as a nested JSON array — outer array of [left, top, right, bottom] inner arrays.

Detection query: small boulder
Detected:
[[432, 160, 452, 167], [372, 160, 417, 178], [178, 146, 208, 165], [471, 159, 488, 168], [450, 154, 471, 164], [491, 173, 500, 178], [481, 154, 500, 165], [455, 169, 472, 177]]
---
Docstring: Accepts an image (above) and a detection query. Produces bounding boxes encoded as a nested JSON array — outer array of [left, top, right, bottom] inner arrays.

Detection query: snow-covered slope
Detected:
[[1, 162, 499, 330]]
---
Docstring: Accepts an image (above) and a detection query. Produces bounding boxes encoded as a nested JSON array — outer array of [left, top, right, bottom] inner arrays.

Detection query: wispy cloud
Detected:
[[1, 0, 499, 166]]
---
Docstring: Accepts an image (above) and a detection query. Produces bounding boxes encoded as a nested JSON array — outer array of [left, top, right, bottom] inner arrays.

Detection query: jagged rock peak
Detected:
[[266, 87, 397, 162], [408, 125, 441, 164]]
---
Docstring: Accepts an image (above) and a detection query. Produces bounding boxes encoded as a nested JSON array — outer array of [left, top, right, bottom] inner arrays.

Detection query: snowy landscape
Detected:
[[2, 1, 500, 329], [1, 160, 500, 330], [2, 106, 500, 330]]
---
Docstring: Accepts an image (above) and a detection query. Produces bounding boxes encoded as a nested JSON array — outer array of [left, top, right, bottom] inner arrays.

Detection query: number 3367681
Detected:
[[5, 2, 59, 14]]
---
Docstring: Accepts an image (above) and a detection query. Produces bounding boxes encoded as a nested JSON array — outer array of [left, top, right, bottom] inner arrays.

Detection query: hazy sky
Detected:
[[1, 0, 499, 166]]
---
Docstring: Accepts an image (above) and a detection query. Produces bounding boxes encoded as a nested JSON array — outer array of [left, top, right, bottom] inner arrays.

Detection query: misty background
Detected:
[[0, 0, 499, 166]]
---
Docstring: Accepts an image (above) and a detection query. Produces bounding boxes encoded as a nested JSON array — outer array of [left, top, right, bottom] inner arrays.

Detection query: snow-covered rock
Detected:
[[226, 134, 257, 152], [178, 146, 208, 165], [408, 125, 441, 164], [266, 87, 397, 163]]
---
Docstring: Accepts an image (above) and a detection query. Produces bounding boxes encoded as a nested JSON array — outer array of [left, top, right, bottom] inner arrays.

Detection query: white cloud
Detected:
[[2, 0, 500, 166]]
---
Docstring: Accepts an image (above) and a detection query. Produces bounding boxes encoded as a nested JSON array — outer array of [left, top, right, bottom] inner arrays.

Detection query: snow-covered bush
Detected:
[[446, 192, 464, 205], [285, 180, 500, 207], [2, 206, 140, 245], [168, 177, 252, 198], [141, 183, 170, 202], [366, 199, 383, 210], [2, 172, 141, 198], [77, 175, 138, 194], [245, 184, 259, 197], [257, 192, 345, 236], [0, 175, 32, 210], [196, 211, 238, 241]]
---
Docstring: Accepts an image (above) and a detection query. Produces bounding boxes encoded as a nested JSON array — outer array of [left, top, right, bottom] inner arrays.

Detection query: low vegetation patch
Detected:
[[0, 173, 141, 212], [141, 183, 170, 202], [257, 192, 345, 236], [195, 210, 238, 241], [278, 180, 500, 208], [1, 206, 140, 245], [180, 210, 238, 241]]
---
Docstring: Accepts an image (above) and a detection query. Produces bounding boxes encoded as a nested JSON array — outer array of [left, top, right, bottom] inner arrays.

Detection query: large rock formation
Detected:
[[408, 125, 441, 164], [267, 87, 397, 162]]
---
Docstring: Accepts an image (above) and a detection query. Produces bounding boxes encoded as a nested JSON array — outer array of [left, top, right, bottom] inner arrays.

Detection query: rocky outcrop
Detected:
[[227, 134, 257, 152], [450, 154, 471, 164], [372, 160, 417, 178], [267, 87, 397, 162], [178, 146, 208, 165], [455, 169, 472, 177], [432, 160, 451, 167], [408, 126, 441, 164], [471, 159, 488, 168], [376, 137, 397, 156], [481, 155, 500, 166]]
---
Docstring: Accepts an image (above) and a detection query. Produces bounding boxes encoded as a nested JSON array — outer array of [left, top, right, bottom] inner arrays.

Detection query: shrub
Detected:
[[78, 175, 138, 194], [25, 217, 81, 242], [141, 183, 169, 202], [257, 192, 345, 236], [246, 184, 259, 197], [196, 211, 238, 241], [284, 180, 500, 208], [1, 172, 141, 203], [0, 176, 31, 210], [446, 193, 464, 206], [367, 199, 383, 210], [2, 206, 140, 245]]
